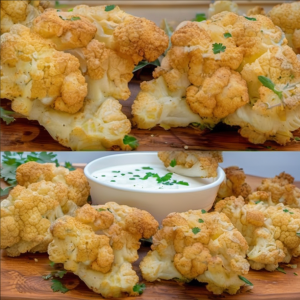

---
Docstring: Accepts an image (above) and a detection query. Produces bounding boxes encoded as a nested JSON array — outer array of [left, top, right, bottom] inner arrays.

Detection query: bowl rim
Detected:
[[84, 153, 225, 194]]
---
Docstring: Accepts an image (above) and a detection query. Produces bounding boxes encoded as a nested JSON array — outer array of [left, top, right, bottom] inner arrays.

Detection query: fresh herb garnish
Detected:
[[68, 8, 73, 12], [49, 261, 56, 268], [170, 159, 177, 167], [51, 279, 69, 293], [193, 13, 206, 22], [294, 137, 300, 141], [258, 76, 283, 100], [175, 181, 189, 186], [276, 267, 286, 274], [105, 5, 116, 12], [190, 122, 214, 131], [123, 135, 139, 149], [296, 233, 300, 237], [294, 272, 298, 276], [0, 107, 15, 125], [43, 274, 53, 280], [64, 162, 75, 171], [283, 209, 289, 213], [112, 171, 120, 173], [111, 180, 116, 182], [133, 59, 160, 72], [70, 16, 81, 21], [198, 219, 204, 223], [129, 178, 136, 180], [224, 32, 232, 38], [142, 167, 154, 170], [133, 283, 146, 295], [255, 201, 262, 204], [212, 43, 226, 54], [244, 16, 257, 21], [59, 16, 65, 20], [192, 227, 201, 234], [162, 19, 173, 56], [201, 209, 207, 214], [97, 208, 106, 212], [238, 275, 253, 286]]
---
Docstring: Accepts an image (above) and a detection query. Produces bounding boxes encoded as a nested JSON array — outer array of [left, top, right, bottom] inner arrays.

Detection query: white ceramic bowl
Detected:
[[84, 153, 225, 223]]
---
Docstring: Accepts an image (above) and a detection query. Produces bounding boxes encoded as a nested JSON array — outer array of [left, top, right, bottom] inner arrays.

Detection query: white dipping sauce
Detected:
[[92, 164, 214, 191]]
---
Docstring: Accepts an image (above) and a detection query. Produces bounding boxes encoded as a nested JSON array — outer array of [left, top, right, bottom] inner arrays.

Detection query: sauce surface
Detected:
[[92, 164, 214, 191]]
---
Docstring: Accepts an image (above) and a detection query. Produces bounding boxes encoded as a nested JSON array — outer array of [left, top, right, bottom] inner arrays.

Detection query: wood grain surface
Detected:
[[1, 175, 300, 300], [1, 82, 300, 152]]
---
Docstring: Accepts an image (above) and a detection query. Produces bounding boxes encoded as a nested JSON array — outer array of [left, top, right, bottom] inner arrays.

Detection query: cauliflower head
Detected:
[[215, 193, 300, 271], [0, 24, 87, 115], [158, 151, 223, 178], [140, 209, 250, 295], [268, 2, 300, 54], [0, 0, 49, 34], [216, 166, 252, 201], [48, 202, 159, 298], [257, 172, 300, 208]]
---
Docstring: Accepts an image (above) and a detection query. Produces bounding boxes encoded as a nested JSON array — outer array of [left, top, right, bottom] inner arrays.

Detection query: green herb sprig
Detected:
[[105, 5, 116, 12], [133, 283, 146, 295], [123, 135, 139, 150], [192, 13, 206, 22], [133, 59, 160, 72], [238, 275, 253, 286], [258, 76, 283, 100], [0, 107, 15, 125], [212, 43, 226, 54]]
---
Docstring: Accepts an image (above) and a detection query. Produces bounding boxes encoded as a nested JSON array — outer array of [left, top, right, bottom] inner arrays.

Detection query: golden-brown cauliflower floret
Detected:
[[16, 161, 90, 206], [0, 24, 87, 115], [257, 172, 300, 208], [48, 202, 159, 298], [268, 2, 300, 54], [158, 151, 223, 178], [31, 9, 97, 50], [72, 5, 168, 64], [186, 67, 249, 121], [215, 194, 300, 271], [0, 0, 50, 34], [0, 181, 79, 257], [140, 209, 249, 295], [208, 1, 239, 18], [247, 6, 266, 17], [216, 166, 252, 201]]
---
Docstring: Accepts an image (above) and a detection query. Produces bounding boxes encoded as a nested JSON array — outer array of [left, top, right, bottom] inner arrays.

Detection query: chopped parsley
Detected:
[[51, 279, 69, 293], [244, 16, 257, 21], [276, 267, 286, 274], [142, 167, 154, 170], [193, 13, 206, 22], [198, 219, 204, 223], [294, 137, 300, 141], [224, 32, 232, 38], [296, 233, 300, 237], [201, 209, 207, 214], [294, 272, 298, 276], [192, 227, 201, 234], [70, 16, 81, 21], [170, 159, 177, 167], [105, 5, 116, 12], [212, 43, 226, 54], [123, 135, 139, 149], [133, 283, 146, 295]]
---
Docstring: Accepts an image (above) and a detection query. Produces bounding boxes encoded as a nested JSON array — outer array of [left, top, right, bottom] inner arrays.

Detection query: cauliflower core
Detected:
[[48, 202, 159, 298], [140, 210, 250, 295], [158, 151, 223, 178], [0, 162, 90, 257], [215, 193, 300, 271]]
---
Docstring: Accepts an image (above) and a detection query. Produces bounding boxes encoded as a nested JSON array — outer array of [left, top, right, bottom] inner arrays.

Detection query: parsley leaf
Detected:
[[198, 219, 204, 223], [212, 43, 226, 54], [294, 137, 300, 141], [276, 267, 286, 274], [201, 209, 207, 214], [192, 227, 201, 234], [175, 181, 189, 186], [105, 5, 116, 12], [51, 279, 69, 293], [70, 16, 81, 21], [170, 159, 177, 167], [49, 261, 56, 268], [133, 59, 160, 72], [258, 76, 283, 100], [68, 8, 73, 12], [123, 135, 139, 150], [42, 274, 53, 280], [0, 107, 15, 125], [64, 162, 75, 171], [283, 209, 289, 213], [224, 32, 232, 38], [296, 233, 300, 238], [238, 275, 253, 286], [294, 272, 298, 276], [193, 13, 206, 22], [56, 270, 67, 279], [244, 16, 257, 21], [133, 283, 146, 295]]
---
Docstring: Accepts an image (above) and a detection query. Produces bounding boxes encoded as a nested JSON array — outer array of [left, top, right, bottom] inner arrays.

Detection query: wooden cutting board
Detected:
[[1, 175, 300, 300], [1, 82, 300, 151]]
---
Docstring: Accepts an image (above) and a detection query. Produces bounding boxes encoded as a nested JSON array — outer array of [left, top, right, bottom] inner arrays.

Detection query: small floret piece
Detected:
[[48, 202, 159, 298], [0, 0, 50, 34], [216, 166, 252, 201], [247, 6, 265, 17], [140, 209, 249, 295], [158, 151, 223, 178], [0, 24, 87, 116], [257, 172, 300, 208], [208, 1, 239, 18], [215, 194, 300, 271], [31, 9, 97, 50], [16, 161, 90, 206]]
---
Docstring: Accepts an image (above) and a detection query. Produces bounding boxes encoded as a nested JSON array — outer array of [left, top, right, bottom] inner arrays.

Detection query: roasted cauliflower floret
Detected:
[[31, 9, 97, 51], [158, 151, 223, 178], [0, 0, 50, 34], [247, 6, 265, 17], [0, 24, 87, 115], [16, 161, 90, 206], [257, 172, 300, 208], [48, 202, 159, 298], [216, 166, 252, 201], [268, 2, 300, 54], [215, 194, 300, 271], [0, 181, 79, 257], [71, 5, 168, 64], [208, 1, 239, 18], [140, 209, 250, 295]]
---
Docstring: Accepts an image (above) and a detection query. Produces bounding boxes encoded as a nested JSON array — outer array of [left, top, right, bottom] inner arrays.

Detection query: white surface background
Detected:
[[4, 151, 298, 180]]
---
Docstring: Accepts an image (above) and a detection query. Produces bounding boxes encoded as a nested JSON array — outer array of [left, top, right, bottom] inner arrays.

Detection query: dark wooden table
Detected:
[[1, 82, 300, 151]]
